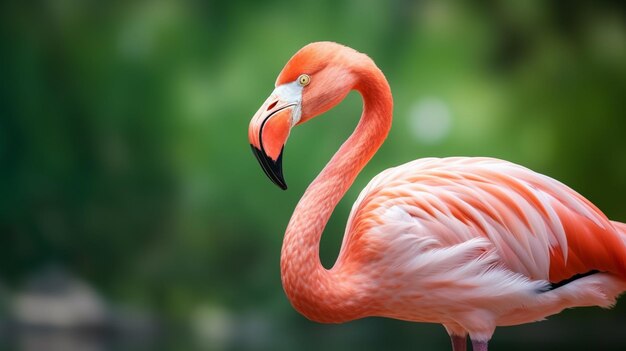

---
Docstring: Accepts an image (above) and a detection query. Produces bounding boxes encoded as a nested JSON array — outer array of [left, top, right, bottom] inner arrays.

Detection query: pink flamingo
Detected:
[[248, 42, 626, 351]]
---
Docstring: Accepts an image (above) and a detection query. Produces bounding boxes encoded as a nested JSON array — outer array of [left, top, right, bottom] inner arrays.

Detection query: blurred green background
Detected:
[[1, 0, 626, 350]]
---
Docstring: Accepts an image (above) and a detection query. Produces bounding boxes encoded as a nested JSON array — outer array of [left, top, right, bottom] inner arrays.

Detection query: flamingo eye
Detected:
[[297, 74, 311, 87]]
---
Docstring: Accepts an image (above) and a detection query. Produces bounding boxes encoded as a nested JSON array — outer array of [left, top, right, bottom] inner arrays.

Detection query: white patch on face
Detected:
[[272, 81, 304, 126]]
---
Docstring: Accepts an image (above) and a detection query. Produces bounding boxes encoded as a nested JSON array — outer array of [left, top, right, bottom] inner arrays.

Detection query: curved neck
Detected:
[[280, 61, 393, 322]]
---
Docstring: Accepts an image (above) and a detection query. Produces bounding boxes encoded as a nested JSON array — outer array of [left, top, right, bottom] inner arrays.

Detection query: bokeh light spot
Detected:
[[409, 97, 452, 145]]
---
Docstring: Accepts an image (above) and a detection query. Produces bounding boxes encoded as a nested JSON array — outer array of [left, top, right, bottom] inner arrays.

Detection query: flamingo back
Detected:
[[338, 157, 626, 283]]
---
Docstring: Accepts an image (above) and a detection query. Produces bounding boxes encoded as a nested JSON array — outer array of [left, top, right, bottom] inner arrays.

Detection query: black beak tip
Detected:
[[250, 145, 288, 190]]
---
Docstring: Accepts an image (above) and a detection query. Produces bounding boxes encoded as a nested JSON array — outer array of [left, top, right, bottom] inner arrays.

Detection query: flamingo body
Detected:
[[337, 157, 626, 338], [248, 42, 626, 349]]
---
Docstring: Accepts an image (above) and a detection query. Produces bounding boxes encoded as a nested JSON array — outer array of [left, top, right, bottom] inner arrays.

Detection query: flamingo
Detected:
[[247, 42, 626, 351]]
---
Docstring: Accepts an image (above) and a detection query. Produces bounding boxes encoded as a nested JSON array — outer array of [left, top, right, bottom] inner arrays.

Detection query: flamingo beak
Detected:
[[250, 143, 288, 190], [249, 90, 300, 190]]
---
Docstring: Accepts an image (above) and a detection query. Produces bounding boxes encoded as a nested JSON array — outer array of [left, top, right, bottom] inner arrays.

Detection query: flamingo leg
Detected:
[[449, 334, 467, 351], [471, 340, 488, 351]]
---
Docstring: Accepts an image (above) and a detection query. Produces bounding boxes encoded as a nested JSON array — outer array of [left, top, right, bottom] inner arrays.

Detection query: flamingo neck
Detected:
[[280, 61, 393, 322]]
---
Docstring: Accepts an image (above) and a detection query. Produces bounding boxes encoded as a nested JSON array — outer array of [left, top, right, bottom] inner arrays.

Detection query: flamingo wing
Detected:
[[341, 157, 626, 283]]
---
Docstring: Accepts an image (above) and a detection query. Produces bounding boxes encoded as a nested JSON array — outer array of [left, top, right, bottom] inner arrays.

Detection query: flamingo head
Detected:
[[249, 42, 363, 189]]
